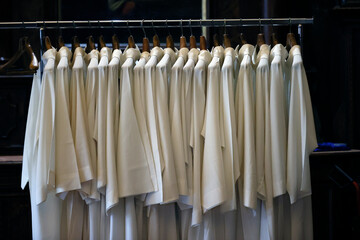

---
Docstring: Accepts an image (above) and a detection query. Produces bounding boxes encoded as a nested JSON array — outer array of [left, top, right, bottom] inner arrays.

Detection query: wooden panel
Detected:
[[0, 75, 32, 155], [0, 162, 32, 239]]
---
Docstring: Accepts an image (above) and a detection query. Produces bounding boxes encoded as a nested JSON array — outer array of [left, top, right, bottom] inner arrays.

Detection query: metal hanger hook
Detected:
[[259, 18, 261, 33], [289, 18, 292, 33], [151, 19, 157, 35], [189, 19, 193, 36], [180, 19, 184, 36], [224, 19, 227, 34], [166, 19, 170, 35], [141, 19, 146, 38], [127, 20, 132, 35]]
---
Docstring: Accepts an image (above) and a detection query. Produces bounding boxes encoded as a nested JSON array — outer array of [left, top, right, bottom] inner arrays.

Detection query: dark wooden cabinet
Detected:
[[0, 75, 33, 155], [0, 157, 32, 239], [310, 150, 360, 240]]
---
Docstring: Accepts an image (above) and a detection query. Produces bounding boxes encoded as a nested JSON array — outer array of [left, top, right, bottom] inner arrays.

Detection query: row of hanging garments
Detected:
[[21, 29, 317, 240]]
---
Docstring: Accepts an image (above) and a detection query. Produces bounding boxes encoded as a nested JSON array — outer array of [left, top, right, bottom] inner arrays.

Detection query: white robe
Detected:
[[144, 47, 165, 205], [253, 44, 275, 240], [133, 50, 158, 194], [169, 47, 189, 197], [84, 49, 103, 240], [236, 44, 257, 209], [96, 47, 112, 193], [269, 44, 289, 240], [286, 45, 317, 240], [220, 47, 240, 213], [85, 49, 100, 201], [190, 49, 212, 226], [117, 47, 156, 197], [236, 44, 261, 240], [55, 46, 81, 198], [30, 48, 62, 240], [67, 46, 94, 239], [155, 47, 179, 203], [269, 44, 288, 198], [105, 49, 121, 211], [201, 46, 226, 212], [70, 47, 94, 196], [181, 48, 200, 207]]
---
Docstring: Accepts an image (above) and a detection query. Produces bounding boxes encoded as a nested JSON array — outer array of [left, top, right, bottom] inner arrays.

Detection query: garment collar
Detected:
[[178, 47, 189, 62], [164, 48, 177, 65], [253, 44, 270, 66], [270, 44, 288, 62], [188, 48, 200, 63], [42, 48, 57, 66], [57, 46, 72, 62], [100, 47, 112, 59], [150, 46, 164, 60], [124, 47, 140, 61], [198, 50, 212, 65], [286, 45, 301, 65], [238, 44, 254, 63], [224, 47, 236, 62], [111, 49, 122, 60]]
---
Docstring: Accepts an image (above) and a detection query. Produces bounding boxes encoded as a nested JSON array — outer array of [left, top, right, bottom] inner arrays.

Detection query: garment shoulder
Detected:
[[56, 57, 68, 70], [72, 56, 84, 70], [222, 55, 233, 70]]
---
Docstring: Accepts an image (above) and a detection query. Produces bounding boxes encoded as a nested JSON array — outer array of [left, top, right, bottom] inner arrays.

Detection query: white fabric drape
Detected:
[[22, 42, 317, 240]]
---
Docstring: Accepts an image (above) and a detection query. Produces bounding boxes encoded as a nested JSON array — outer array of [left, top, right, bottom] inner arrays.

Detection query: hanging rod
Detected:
[[0, 18, 313, 30]]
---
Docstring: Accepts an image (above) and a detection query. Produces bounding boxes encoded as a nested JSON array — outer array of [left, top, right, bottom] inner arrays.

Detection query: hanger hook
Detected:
[[111, 20, 114, 30], [189, 19, 193, 36], [22, 21, 25, 30], [141, 19, 146, 38], [259, 18, 261, 33], [180, 19, 184, 36], [271, 18, 274, 33], [166, 19, 170, 35], [88, 20, 91, 29], [224, 19, 227, 34], [289, 18, 292, 33], [151, 19, 157, 35], [127, 20, 132, 35]]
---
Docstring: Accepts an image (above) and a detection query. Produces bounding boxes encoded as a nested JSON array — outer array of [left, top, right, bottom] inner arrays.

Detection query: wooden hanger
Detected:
[[72, 36, 80, 53], [58, 36, 65, 48], [24, 37, 39, 70], [213, 34, 220, 47], [153, 34, 160, 48], [199, 36, 207, 50], [112, 34, 119, 50], [141, 20, 150, 52], [128, 35, 135, 48], [0, 37, 39, 72], [45, 36, 52, 50], [271, 33, 279, 47], [166, 35, 175, 51], [190, 35, 197, 49], [239, 33, 247, 46], [180, 36, 187, 49], [286, 33, 297, 51], [223, 34, 231, 48], [143, 37, 150, 52], [257, 33, 265, 48], [98, 35, 106, 50], [86, 36, 95, 53]]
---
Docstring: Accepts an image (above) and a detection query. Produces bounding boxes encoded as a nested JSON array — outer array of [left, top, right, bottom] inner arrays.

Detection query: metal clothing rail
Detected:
[[0, 18, 313, 30]]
